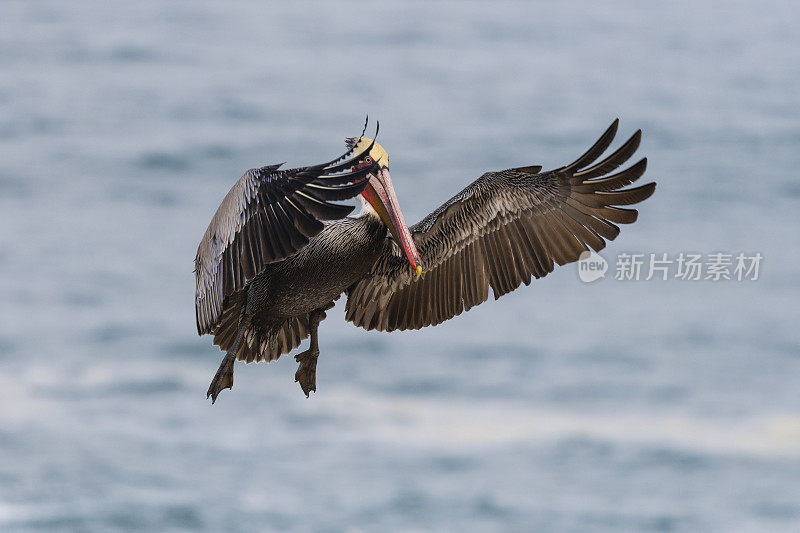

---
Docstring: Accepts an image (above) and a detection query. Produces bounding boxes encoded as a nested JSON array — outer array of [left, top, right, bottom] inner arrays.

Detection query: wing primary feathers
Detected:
[[575, 130, 642, 179], [318, 159, 379, 184], [573, 158, 647, 192], [562, 119, 619, 172], [594, 182, 656, 205], [284, 197, 324, 237], [276, 200, 308, 250], [592, 206, 639, 224], [306, 180, 369, 201], [294, 190, 355, 220]]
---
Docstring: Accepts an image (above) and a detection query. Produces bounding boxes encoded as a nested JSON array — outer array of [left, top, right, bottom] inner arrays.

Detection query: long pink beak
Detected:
[[361, 167, 422, 276]]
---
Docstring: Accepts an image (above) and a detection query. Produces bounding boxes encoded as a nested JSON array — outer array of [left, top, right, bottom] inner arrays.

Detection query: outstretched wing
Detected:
[[195, 137, 379, 335], [345, 119, 655, 332]]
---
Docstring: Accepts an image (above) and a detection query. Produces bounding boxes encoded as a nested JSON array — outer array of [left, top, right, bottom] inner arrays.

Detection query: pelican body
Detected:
[[195, 119, 655, 402]]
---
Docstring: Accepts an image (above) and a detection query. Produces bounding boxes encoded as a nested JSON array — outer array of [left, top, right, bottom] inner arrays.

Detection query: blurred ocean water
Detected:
[[1, 1, 799, 531]]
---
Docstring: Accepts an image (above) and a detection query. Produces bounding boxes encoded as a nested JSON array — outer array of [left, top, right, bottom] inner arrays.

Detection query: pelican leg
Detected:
[[207, 328, 243, 404], [294, 308, 326, 397]]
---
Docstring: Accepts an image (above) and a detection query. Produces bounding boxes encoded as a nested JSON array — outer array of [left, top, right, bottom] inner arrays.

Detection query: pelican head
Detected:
[[351, 136, 422, 277]]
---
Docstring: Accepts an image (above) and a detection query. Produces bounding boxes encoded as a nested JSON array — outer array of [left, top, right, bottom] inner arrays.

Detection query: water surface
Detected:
[[1, 1, 799, 531]]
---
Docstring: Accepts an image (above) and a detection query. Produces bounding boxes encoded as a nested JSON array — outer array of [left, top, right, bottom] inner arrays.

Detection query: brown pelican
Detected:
[[195, 119, 655, 403]]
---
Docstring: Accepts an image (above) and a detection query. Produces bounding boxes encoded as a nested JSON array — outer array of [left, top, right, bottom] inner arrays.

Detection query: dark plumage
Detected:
[[195, 119, 656, 402], [194, 138, 379, 335]]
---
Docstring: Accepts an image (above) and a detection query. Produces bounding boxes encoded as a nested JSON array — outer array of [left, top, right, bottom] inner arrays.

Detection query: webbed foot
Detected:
[[207, 353, 235, 404], [294, 349, 319, 397]]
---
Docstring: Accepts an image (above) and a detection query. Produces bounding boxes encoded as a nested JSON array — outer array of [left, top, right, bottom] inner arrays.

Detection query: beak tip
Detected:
[[415, 265, 423, 277]]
